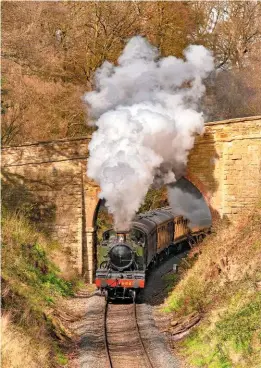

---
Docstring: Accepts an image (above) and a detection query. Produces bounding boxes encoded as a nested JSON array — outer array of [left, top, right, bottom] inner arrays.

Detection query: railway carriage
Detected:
[[95, 207, 210, 301]]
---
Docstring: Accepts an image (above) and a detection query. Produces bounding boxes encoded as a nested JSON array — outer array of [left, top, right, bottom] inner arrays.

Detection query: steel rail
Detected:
[[133, 302, 154, 368], [104, 300, 154, 368], [104, 300, 113, 368]]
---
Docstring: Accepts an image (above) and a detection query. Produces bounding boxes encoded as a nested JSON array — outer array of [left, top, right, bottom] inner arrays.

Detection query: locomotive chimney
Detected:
[[116, 231, 129, 243]]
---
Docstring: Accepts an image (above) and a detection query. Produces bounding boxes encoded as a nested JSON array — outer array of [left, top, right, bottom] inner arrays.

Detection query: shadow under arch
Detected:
[[92, 198, 106, 229], [167, 176, 212, 228], [91, 198, 115, 275], [91, 198, 105, 274]]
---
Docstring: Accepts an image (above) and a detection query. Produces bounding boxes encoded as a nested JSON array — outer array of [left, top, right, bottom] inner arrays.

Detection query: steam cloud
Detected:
[[84, 36, 214, 230]]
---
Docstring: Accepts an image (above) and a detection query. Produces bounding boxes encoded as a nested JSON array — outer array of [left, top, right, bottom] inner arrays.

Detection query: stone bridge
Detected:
[[2, 116, 261, 282]]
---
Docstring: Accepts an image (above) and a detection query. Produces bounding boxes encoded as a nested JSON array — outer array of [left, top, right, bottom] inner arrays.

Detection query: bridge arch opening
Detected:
[[91, 177, 212, 277]]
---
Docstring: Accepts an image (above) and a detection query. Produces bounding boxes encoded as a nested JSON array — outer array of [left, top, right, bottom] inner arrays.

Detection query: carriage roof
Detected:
[[104, 207, 183, 235], [132, 207, 175, 234]]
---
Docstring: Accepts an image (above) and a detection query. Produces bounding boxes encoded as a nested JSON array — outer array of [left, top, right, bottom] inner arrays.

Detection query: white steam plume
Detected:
[[84, 36, 214, 230]]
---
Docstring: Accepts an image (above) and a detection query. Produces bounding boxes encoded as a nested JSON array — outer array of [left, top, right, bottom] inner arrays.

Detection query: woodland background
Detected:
[[2, 4, 261, 368], [2, 1, 261, 146]]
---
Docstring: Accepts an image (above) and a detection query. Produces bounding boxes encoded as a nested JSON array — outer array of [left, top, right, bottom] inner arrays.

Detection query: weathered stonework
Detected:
[[2, 116, 261, 282], [187, 116, 261, 222]]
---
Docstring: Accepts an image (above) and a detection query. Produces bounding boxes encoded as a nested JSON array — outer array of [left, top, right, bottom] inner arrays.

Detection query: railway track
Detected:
[[104, 301, 154, 368]]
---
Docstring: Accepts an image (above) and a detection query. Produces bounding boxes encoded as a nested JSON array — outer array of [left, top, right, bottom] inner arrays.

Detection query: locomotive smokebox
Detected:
[[109, 231, 133, 271]]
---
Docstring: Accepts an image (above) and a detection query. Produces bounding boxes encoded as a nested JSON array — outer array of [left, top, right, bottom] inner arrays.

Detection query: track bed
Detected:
[[105, 302, 153, 368]]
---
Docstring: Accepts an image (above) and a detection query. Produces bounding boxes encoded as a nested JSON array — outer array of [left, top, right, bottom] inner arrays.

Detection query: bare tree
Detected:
[[191, 1, 261, 69], [2, 1, 261, 144]]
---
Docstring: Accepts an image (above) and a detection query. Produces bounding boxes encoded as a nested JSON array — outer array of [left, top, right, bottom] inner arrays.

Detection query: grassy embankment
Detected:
[[1, 210, 85, 368], [164, 206, 261, 368]]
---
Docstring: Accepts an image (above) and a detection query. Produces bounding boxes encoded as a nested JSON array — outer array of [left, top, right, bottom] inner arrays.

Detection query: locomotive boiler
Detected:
[[95, 207, 210, 301]]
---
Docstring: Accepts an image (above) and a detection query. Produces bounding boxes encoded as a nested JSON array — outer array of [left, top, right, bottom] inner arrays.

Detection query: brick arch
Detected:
[[81, 184, 100, 282]]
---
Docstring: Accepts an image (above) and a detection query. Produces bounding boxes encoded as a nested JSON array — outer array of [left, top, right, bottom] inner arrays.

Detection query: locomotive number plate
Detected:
[[120, 280, 133, 287]]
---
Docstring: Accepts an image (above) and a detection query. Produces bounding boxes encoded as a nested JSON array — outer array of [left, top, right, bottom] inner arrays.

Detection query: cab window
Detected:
[[130, 229, 145, 246], [103, 229, 116, 241]]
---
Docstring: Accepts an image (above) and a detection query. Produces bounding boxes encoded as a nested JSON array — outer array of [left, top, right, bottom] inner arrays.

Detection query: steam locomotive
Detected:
[[95, 207, 210, 301]]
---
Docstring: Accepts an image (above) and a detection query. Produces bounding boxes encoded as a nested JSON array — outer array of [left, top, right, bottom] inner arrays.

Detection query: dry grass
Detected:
[[165, 208, 261, 315], [1, 314, 51, 368], [1, 210, 81, 367], [164, 206, 261, 367]]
